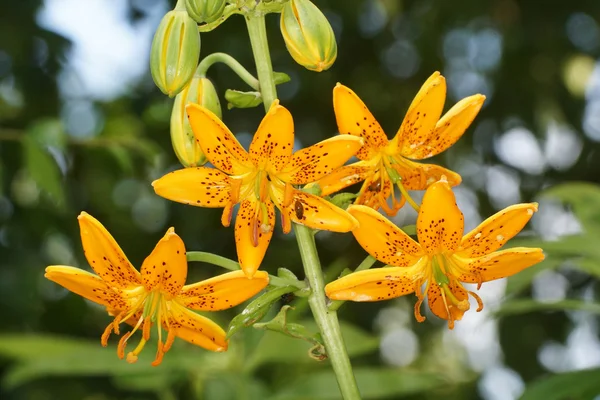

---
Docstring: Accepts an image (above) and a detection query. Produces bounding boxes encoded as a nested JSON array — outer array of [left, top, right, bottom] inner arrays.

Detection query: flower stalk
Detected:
[[246, 12, 361, 400]]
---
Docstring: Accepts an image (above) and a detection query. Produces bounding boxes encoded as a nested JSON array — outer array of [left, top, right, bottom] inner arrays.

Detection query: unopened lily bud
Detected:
[[150, 10, 201, 97], [185, 0, 226, 24], [170, 76, 221, 167], [280, 0, 337, 72]]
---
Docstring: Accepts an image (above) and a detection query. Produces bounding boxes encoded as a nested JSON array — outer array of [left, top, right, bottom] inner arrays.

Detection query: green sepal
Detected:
[[224, 89, 262, 109], [226, 285, 296, 339]]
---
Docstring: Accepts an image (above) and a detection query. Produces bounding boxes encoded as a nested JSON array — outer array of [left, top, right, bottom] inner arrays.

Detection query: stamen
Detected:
[[442, 283, 470, 312], [468, 291, 484, 312], [280, 210, 292, 234], [413, 282, 426, 322], [117, 332, 131, 359], [163, 328, 177, 352], [282, 182, 295, 208], [101, 323, 113, 347], [142, 318, 152, 341], [251, 204, 259, 247], [221, 203, 234, 227], [151, 341, 165, 366], [475, 271, 483, 290]]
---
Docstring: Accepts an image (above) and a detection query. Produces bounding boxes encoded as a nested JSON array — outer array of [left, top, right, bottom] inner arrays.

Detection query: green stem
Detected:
[[328, 255, 378, 312], [246, 13, 360, 399], [245, 15, 277, 112], [186, 251, 304, 289], [196, 53, 259, 90], [294, 225, 361, 399]]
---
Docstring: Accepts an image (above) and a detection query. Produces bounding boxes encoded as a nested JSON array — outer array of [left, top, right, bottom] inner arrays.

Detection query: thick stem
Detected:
[[294, 225, 362, 399], [245, 15, 278, 112], [196, 53, 259, 90], [246, 13, 361, 399]]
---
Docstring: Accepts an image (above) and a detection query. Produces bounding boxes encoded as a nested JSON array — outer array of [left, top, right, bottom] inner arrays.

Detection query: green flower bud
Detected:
[[170, 76, 221, 167], [224, 89, 262, 109], [185, 0, 226, 24], [280, 0, 337, 72], [150, 10, 201, 97]]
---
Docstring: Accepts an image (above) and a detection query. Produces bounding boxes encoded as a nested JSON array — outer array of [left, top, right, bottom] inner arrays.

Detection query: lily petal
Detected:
[[458, 247, 545, 283], [417, 180, 464, 254], [393, 72, 446, 156], [407, 94, 485, 160], [333, 83, 388, 160], [393, 158, 462, 190], [140, 228, 187, 297], [309, 163, 373, 197], [235, 199, 275, 278], [457, 203, 539, 258], [283, 190, 358, 232], [179, 270, 269, 311], [277, 136, 364, 184], [152, 167, 232, 208], [45, 266, 129, 309], [427, 280, 468, 327], [325, 264, 424, 301], [249, 103, 294, 172], [347, 205, 424, 266], [78, 212, 141, 289], [169, 302, 228, 351], [187, 104, 251, 175]]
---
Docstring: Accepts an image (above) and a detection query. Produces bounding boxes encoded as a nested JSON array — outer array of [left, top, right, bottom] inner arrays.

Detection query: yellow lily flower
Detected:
[[313, 72, 486, 216], [45, 212, 269, 365], [153, 101, 363, 278], [325, 178, 544, 329]]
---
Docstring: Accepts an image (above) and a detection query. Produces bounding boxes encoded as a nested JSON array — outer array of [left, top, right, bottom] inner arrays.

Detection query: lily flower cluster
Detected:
[[45, 71, 544, 365]]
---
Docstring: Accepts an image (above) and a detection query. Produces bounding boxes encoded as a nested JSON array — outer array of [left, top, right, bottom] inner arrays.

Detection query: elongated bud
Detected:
[[170, 76, 221, 167], [184, 0, 226, 24], [280, 0, 337, 72], [150, 10, 201, 97]]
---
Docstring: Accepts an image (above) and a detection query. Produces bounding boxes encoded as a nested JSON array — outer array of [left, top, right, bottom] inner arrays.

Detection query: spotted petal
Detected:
[[406, 94, 485, 160], [235, 199, 275, 278], [417, 179, 464, 254], [282, 190, 358, 232], [347, 205, 424, 266], [140, 228, 187, 297], [179, 270, 269, 311], [277, 135, 364, 184], [325, 262, 426, 301], [309, 163, 373, 197], [152, 167, 232, 208], [187, 104, 251, 175], [78, 212, 141, 289], [44, 266, 130, 310], [457, 203, 539, 258], [249, 102, 294, 172], [333, 83, 388, 160], [458, 247, 545, 283], [392, 158, 462, 190], [168, 302, 228, 352], [391, 72, 446, 156], [426, 280, 468, 327]]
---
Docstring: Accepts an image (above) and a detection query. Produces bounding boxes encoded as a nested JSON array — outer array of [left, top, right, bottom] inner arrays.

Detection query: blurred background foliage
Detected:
[[1, 0, 600, 399]]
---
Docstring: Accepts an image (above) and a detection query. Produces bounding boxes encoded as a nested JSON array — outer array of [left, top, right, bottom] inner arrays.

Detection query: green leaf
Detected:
[[27, 118, 67, 150], [268, 368, 445, 400], [0, 334, 218, 388], [246, 321, 379, 371], [505, 258, 562, 296], [542, 182, 600, 233], [22, 135, 65, 207], [520, 367, 600, 400], [495, 299, 600, 317]]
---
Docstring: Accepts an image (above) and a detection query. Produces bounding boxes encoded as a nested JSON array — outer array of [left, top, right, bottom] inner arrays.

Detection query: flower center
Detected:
[[101, 289, 176, 366]]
